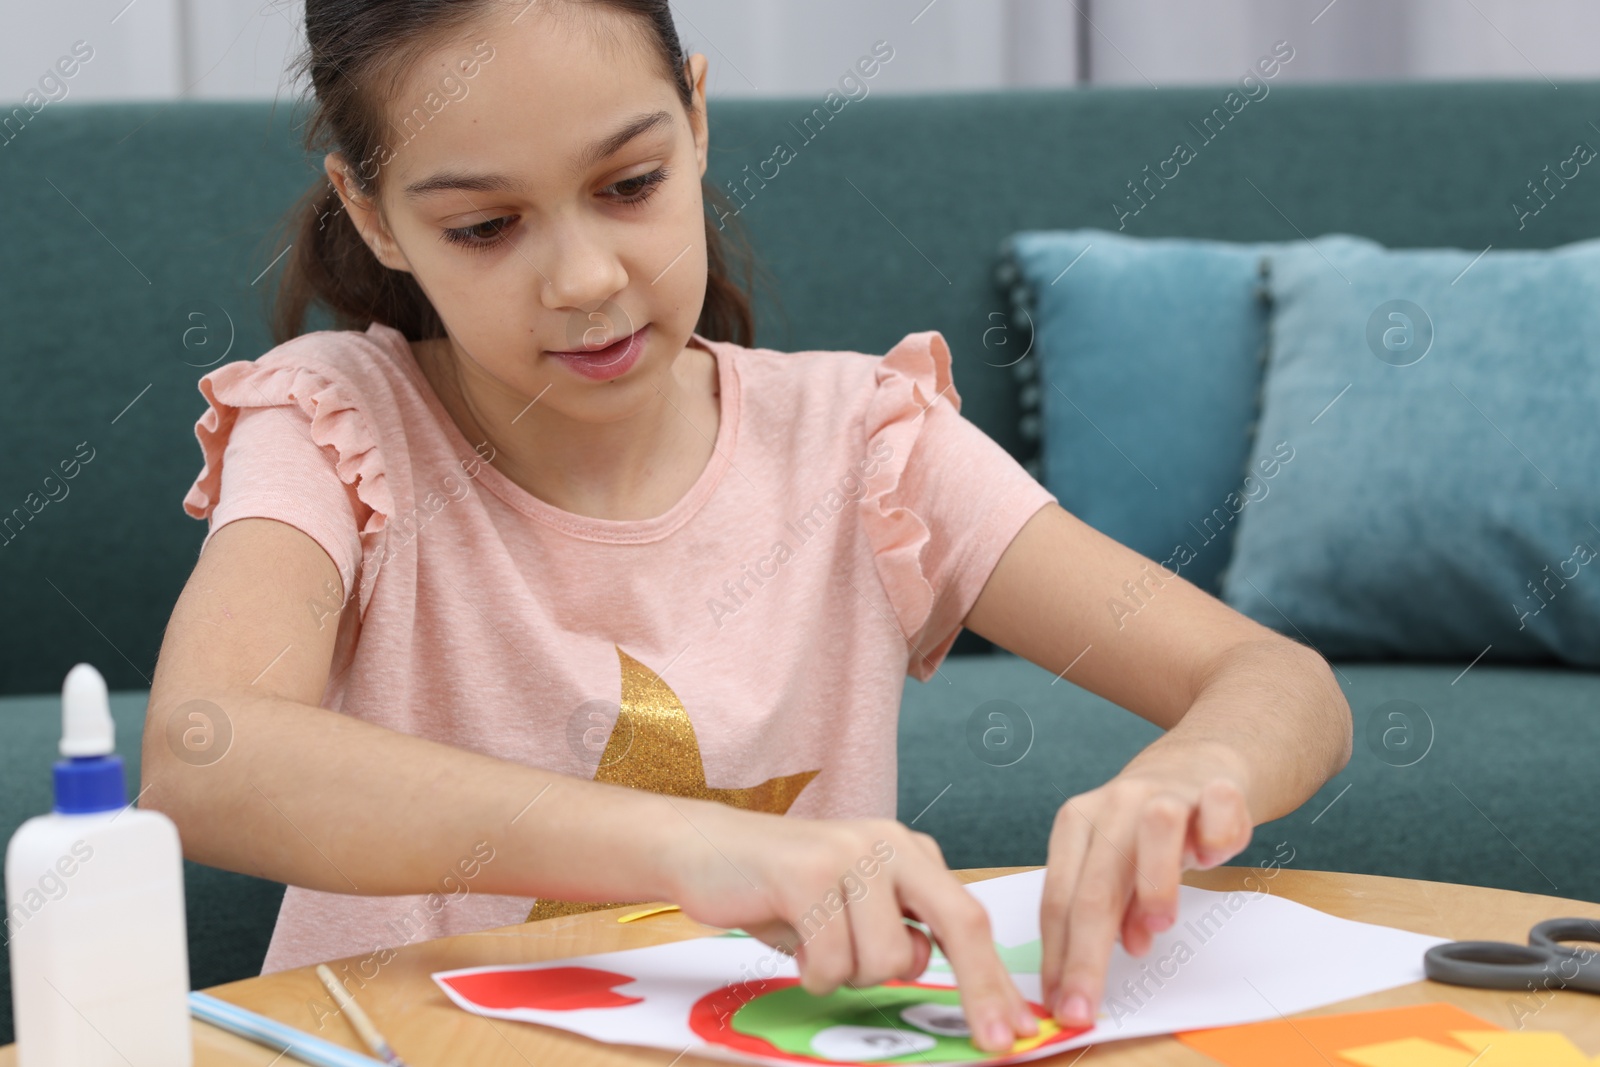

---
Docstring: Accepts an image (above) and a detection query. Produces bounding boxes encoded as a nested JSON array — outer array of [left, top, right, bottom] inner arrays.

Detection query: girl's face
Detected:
[[329, 3, 711, 422]]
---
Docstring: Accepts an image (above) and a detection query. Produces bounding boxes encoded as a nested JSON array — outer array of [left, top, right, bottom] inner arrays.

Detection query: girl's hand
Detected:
[[662, 804, 1040, 1053], [1039, 746, 1254, 1028]]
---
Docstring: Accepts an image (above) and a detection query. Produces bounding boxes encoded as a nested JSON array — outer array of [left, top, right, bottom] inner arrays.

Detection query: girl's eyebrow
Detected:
[[402, 108, 675, 200]]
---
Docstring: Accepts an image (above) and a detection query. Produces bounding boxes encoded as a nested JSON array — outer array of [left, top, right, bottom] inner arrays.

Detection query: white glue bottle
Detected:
[[5, 663, 192, 1066]]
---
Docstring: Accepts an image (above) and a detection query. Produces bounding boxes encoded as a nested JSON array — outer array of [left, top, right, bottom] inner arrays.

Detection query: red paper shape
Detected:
[[440, 965, 643, 1011]]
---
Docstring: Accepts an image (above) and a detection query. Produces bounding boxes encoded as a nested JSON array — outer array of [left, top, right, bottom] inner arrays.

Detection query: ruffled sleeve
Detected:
[[860, 331, 1059, 681], [182, 353, 394, 621]]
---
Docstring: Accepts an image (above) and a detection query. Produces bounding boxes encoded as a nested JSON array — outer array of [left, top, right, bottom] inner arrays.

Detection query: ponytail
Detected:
[[271, 177, 444, 344]]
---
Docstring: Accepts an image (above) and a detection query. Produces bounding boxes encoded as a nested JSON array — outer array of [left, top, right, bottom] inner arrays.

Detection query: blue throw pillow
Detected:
[[1222, 233, 1600, 666], [997, 229, 1285, 593]]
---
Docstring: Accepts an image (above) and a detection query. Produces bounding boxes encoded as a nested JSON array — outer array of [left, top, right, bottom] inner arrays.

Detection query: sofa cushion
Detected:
[[895, 653, 1600, 905], [1222, 234, 1600, 665], [997, 229, 1281, 593]]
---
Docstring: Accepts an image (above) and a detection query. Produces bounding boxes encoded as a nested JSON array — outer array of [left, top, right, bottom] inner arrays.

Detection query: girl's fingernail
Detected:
[[984, 1018, 1012, 1050], [1057, 993, 1091, 1026], [1148, 911, 1174, 932]]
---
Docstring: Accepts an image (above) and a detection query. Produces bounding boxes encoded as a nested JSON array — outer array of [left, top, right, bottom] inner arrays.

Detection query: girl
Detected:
[[144, 0, 1352, 1051]]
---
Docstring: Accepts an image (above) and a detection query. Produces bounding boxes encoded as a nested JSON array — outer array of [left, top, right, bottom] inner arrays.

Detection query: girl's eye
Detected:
[[439, 166, 671, 253], [440, 215, 516, 251], [605, 165, 671, 205]]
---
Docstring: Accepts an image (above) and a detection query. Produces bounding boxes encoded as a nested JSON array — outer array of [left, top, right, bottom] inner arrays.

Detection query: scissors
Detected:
[[1424, 917, 1600, 994]]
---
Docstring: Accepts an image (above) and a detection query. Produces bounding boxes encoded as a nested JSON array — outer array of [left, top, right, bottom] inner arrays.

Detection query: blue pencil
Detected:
[[188, 990, 390, 1067]]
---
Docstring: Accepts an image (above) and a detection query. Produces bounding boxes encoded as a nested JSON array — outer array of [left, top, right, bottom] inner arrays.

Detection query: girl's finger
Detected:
[[790, 877, 857, 997], [898, 920, 934, 981], [1052, 818, 1137, 1029], [1126, 793, 1187, 956], [1039, 798, 1094, 1010], [1194, 780, 1251, 868], [904, 833, 1033, 1037], [741, 918, 800, 954], [841, 866, 916, 988], [897, 862, 1028, 1053]]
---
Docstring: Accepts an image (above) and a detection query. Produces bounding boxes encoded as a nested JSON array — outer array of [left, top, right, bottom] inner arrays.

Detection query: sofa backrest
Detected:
[[4, 83, 1599, 695]]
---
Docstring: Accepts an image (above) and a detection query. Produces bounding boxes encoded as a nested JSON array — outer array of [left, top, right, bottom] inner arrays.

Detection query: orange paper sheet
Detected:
[[1175, 1002, 1499, 1067]]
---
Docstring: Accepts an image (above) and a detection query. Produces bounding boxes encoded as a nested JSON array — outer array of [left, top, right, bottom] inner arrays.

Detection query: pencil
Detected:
[[188, 990, 389, 1067], [316, 963, 411, 1066]]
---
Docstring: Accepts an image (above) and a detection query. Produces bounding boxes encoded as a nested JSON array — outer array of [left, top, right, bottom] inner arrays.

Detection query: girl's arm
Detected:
[[962, 502, 1353, 1027], [145, 517, 1039, 1052], [144, 517, 680, 901]]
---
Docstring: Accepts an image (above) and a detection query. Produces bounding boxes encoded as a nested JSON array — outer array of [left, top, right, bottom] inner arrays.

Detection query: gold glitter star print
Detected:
[[524, 644, 820, 922]]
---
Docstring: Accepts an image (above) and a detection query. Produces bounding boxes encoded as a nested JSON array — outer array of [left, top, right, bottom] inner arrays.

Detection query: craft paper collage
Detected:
[[430, 868, 1455, 1066]]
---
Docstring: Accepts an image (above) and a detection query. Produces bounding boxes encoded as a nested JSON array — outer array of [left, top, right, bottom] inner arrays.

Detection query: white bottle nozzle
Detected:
[[60, 662, 114, 758]]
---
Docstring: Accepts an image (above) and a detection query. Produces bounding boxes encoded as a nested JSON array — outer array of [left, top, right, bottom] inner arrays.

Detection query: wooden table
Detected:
[[5, 867, 1598, 1065]]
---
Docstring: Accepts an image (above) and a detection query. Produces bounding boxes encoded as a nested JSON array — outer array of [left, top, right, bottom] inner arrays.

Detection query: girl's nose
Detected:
[[537, 219, 629, 313]]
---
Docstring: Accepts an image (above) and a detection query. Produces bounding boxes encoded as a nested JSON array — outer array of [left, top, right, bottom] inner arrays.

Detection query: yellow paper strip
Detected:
[[1339, 1031, 1600, 1067], [1446, 1030, 1595, 1067], [1009, 1017, 1061, 1054], [1337, 1036, 1483, 1067]]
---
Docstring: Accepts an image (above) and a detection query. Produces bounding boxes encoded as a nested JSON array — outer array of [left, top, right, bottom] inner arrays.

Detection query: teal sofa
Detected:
[[4, 83, 1599, 1044]]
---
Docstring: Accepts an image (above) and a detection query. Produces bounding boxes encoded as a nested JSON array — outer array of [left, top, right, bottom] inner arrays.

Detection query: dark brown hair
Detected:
[[270, 0, 762, 347]]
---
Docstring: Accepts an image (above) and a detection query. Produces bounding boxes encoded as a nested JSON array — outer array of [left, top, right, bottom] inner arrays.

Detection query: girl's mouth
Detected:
[[545, 324, 649, 382]]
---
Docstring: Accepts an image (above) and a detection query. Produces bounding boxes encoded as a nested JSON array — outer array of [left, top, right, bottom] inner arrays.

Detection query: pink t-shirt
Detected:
[[182, 321, 1056, 975]]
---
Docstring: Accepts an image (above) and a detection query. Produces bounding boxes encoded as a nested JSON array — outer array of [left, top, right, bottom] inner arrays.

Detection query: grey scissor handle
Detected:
[[1424, 917, 1600, 994], [1530, 917, 1600, 953]]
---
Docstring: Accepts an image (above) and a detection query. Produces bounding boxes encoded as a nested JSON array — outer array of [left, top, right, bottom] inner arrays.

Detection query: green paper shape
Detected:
[[731, 983, 996, 1064]]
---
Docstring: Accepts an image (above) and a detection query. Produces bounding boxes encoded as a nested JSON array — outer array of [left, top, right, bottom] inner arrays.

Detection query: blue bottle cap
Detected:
[[54, 753, 127, 814]]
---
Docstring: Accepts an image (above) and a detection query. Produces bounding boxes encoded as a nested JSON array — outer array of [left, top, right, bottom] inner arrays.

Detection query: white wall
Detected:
[[1084, 0, 1600, 86], [665, 0, 1079, 98], [0, 0, 1077, 103], [3, 0, 187, 102], [3, 0, 1598, 105]]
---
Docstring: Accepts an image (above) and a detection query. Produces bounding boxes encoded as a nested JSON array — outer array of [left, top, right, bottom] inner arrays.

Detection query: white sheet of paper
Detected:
[[431, 868, 1451, 1065], [949, 868, 1451, 1049]]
